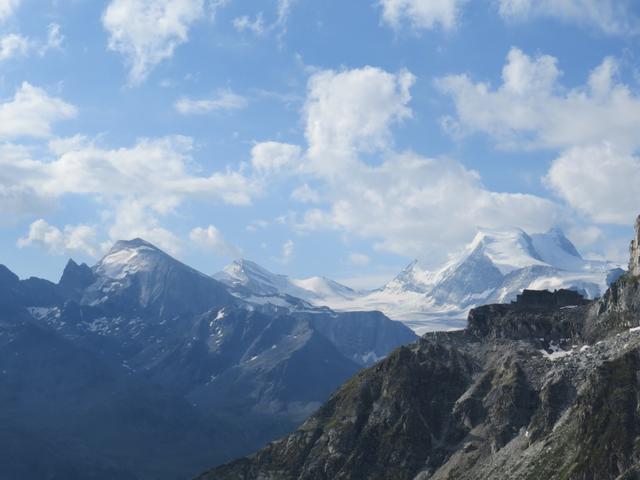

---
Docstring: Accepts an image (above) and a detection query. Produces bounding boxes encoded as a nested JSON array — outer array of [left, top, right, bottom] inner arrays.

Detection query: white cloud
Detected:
[[497, 0, 639, 35], [298, 152, 559, 260], [233, 14, 266, 35], [41, 23, 63, 53], [40, 136, 254, 209], [18, 219, 98, 256], [0, 0, 20, 21], [232, 0, 296, 38], [102, 0, 205, 85], [348, 253, 370, 266], [281, 239, 294, 262], [190, 224, 241, 257], [0, 24, 64, 61], [437, 48, 640, 151], [291, 183, 320, 203], [0, 33, 29, 60], [105, 199, 183, 256], [546, 144, 640, 225], [246, 219, 269, 232], [287, 66, 563, 262], [378, 0, 467, 31], [1, 135, 257, 235], [275, 0, 295, 30], [305, 66, 414, 176], [0, 82, 77, 139], [251, 141, 302, 173], [175, 89, 248, 114]]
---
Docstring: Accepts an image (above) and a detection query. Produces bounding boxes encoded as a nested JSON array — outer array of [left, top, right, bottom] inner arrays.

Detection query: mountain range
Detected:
[[216, 227, 623, 334], [0, 239, 415, 480], [199, 217, 640, 480], [0, 226, 626, 479]]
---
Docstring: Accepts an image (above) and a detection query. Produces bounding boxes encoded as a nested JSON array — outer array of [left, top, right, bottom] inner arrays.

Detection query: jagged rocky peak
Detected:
[[59, 258, 94, 286], [0, 264, 19, 286], [629, 215, 640, 276], [58, 259, 96, 300]]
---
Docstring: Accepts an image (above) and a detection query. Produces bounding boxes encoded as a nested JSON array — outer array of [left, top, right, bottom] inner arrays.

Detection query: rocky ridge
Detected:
[[199, 219, 640, 480]]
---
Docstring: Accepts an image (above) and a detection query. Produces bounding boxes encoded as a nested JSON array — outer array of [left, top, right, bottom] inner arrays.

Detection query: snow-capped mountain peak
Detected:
[[215, 228, 622, 335], [85, 238, 231, 314], [215, 259, 293, 296], [215, 259, 359, 303], [529, 228, 587, 271], [383, 259, 436, 294], [96, 238, 165, 280], [461, 228, 545, 274]]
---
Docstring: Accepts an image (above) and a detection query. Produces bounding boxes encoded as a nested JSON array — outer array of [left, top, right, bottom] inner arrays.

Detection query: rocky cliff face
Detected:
[[199, 228, 640, 480], [630, 215, 640, 277]]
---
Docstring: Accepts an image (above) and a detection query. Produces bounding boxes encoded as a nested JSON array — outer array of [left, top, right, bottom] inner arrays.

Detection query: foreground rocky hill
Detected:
[[199, 219, 640, 480]]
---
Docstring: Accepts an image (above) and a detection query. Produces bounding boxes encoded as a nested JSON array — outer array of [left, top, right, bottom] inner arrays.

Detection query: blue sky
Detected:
[[2, 0, 640, 287]]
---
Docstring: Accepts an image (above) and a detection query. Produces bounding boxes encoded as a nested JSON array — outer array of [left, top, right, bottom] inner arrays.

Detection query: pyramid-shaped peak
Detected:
[[96, 238, 177, 280]]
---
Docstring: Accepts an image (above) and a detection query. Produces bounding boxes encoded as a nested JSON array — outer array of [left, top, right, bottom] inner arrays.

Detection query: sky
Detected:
[[2, 0, 640, 288]]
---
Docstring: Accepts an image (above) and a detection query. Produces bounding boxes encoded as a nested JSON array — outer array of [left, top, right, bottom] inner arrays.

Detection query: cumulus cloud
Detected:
[[190, 224, 241, 257], [0, 0, 20, 21], [4, 135, 254, 212], [437, 48, 640, 151], [105, 199, 183, 255], [175, 89, 248, 114], [378, 0, 468, 31], [298, 152, 559, 260], [0, 83, 260, 256], [251, 141, 302, 173], [0, 82, 77, 139], [437, 47, 640, 232], [1, 134, 258, 250], [18, 219, 99, 256], [546, 144, 640, 225], [0, 33, 29, 60], [497, 0, 639, 35], [102, 0, 206, 85], [305, 66, 414, 176], [289, 65, 562, 262]]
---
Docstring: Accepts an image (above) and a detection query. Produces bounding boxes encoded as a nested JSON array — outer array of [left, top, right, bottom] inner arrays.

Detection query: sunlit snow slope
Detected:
[[217, 228, 623, 335]]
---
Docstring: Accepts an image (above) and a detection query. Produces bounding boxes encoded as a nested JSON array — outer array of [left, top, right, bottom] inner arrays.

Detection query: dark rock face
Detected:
[[513, 289, 587, 310], [58, 259, 95, 301], [200, 268, 640, 479], [301, 310, 417, 366]]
